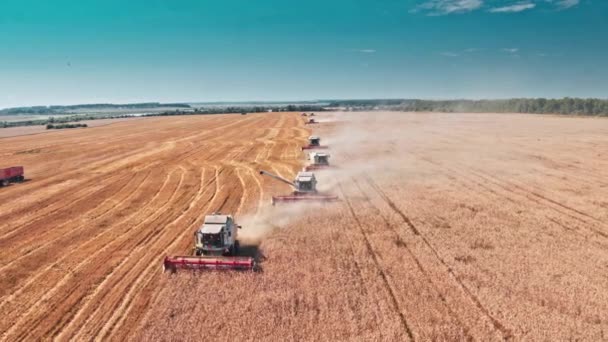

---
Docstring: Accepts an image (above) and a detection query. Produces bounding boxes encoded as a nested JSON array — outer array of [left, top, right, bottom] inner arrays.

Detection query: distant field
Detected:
[[1, 112, 608, 340], [0, 115, 73, 122], [0, 106, 190, 124], [0, 117, 140, 138]]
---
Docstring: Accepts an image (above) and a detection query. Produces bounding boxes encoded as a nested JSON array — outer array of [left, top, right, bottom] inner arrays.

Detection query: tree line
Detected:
[[0, 105, 327, 129], [328, 98, 608, 116], [46, 123, 88, 129], [0, 102, 191, 115]]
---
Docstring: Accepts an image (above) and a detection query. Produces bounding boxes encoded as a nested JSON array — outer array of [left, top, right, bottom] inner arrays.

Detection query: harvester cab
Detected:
[[259, 170, 338, 205], [194, 213, 241, 256], [293, 171, 317, 193], [310, 152, 329, 165], [301, 136, 328, 150], [163, 213, 256, 273]]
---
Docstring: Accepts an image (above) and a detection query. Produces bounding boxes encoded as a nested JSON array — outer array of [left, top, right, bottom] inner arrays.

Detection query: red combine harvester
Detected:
[[259, 170, 339, 205], [301, 136, 328, 150], [304, 152, 333, 171], [1, 166, 25, 187], [163, 213, 256, 273]]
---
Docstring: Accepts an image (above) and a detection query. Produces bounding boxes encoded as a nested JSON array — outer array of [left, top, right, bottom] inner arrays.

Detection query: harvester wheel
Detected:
[[234, 241, 240, 255], [1, 180, 7, 187]]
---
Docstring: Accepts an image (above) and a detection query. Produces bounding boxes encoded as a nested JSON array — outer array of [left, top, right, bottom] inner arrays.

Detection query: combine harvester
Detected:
[[304, 152, 332, 171], [0, 166, 24, 187], [305, 118, 318, 125], [260, 170, 338, 205], [163, 213, 256, 272], [301, 136, 328, 150]]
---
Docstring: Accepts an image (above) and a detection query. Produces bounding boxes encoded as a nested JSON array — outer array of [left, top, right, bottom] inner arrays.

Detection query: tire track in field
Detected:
[[467, 168, 608, 237], [68, 169, 209, 339], [411, 152, 608, 247], [0, 169, 180, 340], [0, 112, 305, 340], [97, 165, 238, 340], [441, 161, 608, 240], [0, 171, 128, 238], [0, 170, 151, 272], [110, 141, 262, 336], [363, 175, 513, 341], [332, 213, 386, 334], [58, 167, 208, 339], [10, 168, 192, 340], [350, 179, 476, 341], [338, 183, 416, 342], [111, 167, 225, 340], [0, 173, 136, 300]]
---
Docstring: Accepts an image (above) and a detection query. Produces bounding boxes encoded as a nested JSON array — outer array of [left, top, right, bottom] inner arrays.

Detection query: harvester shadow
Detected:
[[239, 243, 266, 273], [0, 179, 32, 188]]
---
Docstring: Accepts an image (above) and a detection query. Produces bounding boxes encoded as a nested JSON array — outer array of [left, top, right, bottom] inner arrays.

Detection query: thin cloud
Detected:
[[413, 0, 483, 15], [490, 2, 536, 13], [440, 48, 484, 57], [502, 48, 519, 53], [412, 0, 580, 15], [357, 49, 376, 53], [549, 0, 580, 9]]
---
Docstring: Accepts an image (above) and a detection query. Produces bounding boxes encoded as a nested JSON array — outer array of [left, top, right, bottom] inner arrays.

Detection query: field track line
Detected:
[[69, 169, 211, 339], [0, 170, 151, 272], [350, 178, 476, 340], [362, 175, 513, 341], [0, 171, 129, 238], [57, 167, 207, 339], [234, 168, 248, 216], [0, 169, 180, 340], [95, 166, 233, 340], [468, 168, 608, 232], [112, 165, 231, 338], [411, 152, 608, 247], [338, 183, 416, 342], [10, 172, 192, 340]]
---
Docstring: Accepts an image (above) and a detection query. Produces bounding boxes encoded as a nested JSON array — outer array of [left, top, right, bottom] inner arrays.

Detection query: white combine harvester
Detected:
[[304, 152, 331, 171], [260, 170, 338, 205], [301, 136, 328, 150], [163, 213, 256, 272]]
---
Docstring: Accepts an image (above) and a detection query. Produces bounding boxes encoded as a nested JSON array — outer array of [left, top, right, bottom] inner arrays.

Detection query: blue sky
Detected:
[[0, 0, 606, 108]]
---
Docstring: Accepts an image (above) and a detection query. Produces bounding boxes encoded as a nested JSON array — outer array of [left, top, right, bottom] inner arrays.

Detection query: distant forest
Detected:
[[0, 104, 326, 129], [328, 98, 608, 116], [0, 102, 191, 115]]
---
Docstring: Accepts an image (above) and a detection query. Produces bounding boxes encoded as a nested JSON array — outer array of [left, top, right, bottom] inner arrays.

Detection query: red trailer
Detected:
[[0, 166, 24, 186]]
